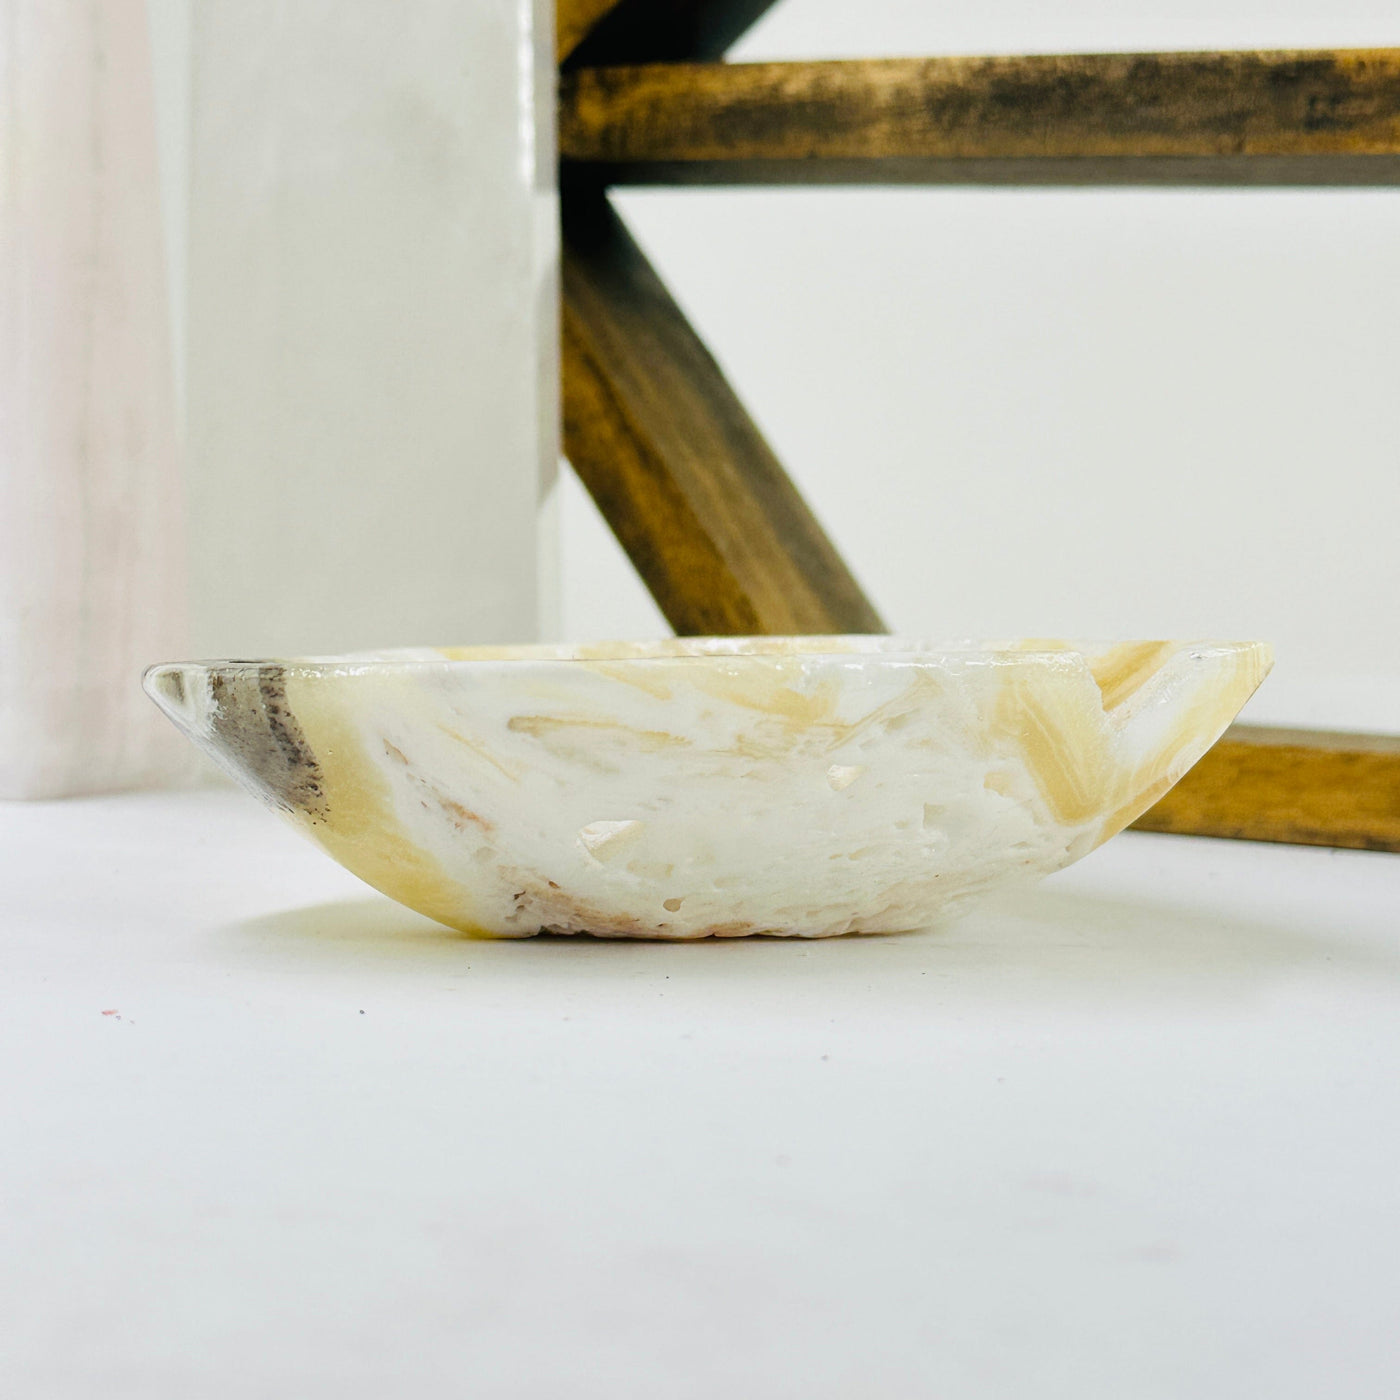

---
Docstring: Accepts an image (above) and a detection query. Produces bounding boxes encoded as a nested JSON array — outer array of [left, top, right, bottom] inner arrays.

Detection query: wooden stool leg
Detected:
[[561, 186, 885, 636]]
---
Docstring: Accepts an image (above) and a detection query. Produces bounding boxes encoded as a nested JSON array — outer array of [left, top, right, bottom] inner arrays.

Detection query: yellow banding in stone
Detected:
[[1089, 640, 1178, 713], [282, 671, 490, 935], [993, 643, 1272, 841], [993, 660, 1112, 827], [1092, 644, 1272, 845]]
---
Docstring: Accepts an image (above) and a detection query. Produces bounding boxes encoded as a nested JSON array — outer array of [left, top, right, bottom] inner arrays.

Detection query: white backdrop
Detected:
[[558, 0, 1400, 731]]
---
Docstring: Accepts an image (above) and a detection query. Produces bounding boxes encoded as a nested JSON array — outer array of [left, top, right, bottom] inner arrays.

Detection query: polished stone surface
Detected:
[[146, 637, 1270, 937]]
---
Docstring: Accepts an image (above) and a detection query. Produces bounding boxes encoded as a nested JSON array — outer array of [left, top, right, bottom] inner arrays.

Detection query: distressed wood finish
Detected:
[[559, 0, 782, 70], [1134, 725, 1400, 852], [561, 188, 884, 637], [560, 49, 1400, 184], [554, 13, 1400, 854]]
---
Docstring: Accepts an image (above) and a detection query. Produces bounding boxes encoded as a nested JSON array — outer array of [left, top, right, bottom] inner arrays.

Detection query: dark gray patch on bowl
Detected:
[[207, 666, 328, 819], [161, 668, 187, 708]]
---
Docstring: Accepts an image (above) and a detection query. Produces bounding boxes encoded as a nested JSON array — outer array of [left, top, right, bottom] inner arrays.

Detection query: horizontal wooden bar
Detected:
[[1134, 724, 1400, 852], [563, 153, 1400, 188], [559, 49, 1400, 185]]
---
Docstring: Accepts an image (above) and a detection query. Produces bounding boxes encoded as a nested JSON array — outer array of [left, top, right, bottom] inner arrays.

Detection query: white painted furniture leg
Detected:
[[185, 0, 558, 661]]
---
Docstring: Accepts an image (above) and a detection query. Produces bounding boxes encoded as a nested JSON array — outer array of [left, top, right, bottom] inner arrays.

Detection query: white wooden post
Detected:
[[2, 0, 558, 797], [185, 0, 557, 660]]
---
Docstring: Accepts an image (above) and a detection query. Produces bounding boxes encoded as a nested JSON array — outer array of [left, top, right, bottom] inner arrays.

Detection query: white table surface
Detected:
[[3, 788, 1399, 1398]]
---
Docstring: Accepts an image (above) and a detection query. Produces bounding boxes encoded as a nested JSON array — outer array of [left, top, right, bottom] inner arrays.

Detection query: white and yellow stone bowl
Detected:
[[144, 637, 1270, 939]]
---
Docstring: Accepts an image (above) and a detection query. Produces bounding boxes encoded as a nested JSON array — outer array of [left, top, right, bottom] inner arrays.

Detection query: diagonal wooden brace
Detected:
[[561, 185, 884, 636]]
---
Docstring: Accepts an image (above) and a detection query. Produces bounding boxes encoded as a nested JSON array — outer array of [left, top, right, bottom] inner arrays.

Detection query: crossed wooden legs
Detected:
[[553, 0, 1400, 853]]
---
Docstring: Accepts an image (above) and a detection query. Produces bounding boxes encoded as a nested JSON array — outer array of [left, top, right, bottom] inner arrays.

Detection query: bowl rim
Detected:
[[143, 636, 1272, 678]]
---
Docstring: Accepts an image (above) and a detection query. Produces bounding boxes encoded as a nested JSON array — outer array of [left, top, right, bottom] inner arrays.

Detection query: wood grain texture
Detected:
[[560, 49, 1400, 184], [561, 187, 885, 637], [556, 25, 1399, 856], [560, 0, 782, 70], [1134, 725, 1400, 852]]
